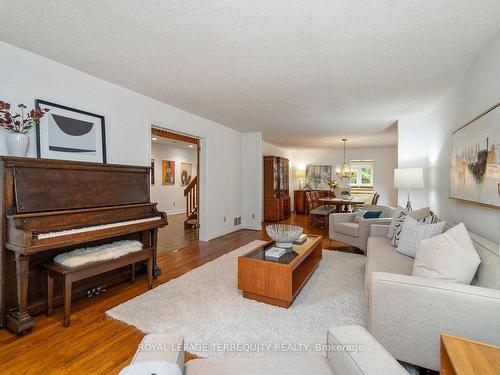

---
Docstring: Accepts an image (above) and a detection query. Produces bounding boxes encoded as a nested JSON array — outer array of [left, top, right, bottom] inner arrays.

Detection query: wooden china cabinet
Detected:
[[263, 156, 290, 221]]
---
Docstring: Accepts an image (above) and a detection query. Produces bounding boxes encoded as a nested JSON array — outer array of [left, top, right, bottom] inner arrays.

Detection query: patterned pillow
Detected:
[[390, 210, 407, 246], [396, 216, 446, 258], [390, 207, 433, 246], [387, 207, 405, 239], [353, 209, 366, 223], [420, 213, 439, 224]]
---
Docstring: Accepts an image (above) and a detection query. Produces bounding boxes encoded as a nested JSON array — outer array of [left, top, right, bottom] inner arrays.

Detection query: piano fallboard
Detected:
[[6, 202, 167, 253]]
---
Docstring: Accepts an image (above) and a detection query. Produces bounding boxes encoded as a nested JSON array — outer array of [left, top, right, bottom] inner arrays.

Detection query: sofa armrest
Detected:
[[329, 213, 356, 240], [330, 212, 356, 224], [370, 224, 390, 238], [326, 325, 409, 375], [131, 333, 185, 370], [369, 272, 500, 371], [356, 218, 392, 251]]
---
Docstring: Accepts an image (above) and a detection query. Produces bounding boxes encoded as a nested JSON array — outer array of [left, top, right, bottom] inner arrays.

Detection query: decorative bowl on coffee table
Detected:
[[265, 224, 303, 251]]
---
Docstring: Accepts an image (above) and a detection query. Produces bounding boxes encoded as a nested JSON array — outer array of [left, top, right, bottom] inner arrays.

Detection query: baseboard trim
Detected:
[[204, 226, 243, 241], [166, 209, 186, 215]]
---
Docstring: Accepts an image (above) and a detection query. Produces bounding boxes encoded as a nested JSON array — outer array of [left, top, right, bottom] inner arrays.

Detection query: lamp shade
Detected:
[[295, 169, 306, 178], [394, 168, 424, 189]]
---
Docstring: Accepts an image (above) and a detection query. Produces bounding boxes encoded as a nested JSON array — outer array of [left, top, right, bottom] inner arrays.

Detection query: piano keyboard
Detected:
[[36, 217, 162, 239]]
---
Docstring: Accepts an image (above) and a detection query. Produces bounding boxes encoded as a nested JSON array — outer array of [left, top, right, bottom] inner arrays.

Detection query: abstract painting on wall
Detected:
[[35, 100, 106, 163], [162, 160, 175, 185], [306, 164, 332, 189], [450, 102, 500, 208], [151, 159, 155, 185], [180, 162, 192, 186]]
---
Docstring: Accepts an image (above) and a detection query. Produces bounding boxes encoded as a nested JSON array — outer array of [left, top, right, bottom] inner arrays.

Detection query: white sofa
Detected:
[[120, 325, 410, 375], [329, 205, 394, 253], [366, 224, 500, 371]]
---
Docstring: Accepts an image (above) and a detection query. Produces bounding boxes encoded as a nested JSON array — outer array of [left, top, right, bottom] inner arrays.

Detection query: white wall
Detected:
[[0, 41, 253, 241], [262, 141, 292, 159], [242, 133, 262, 230], [151, 142, 197, 214], [398, 29, 500, 244], [288, 147, 398, 207]]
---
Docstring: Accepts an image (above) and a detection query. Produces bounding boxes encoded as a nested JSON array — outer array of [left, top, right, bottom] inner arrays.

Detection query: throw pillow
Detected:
[[363, 210, 382, 219], [413, 223, 481, 284], [420, 213, 439, 224], [387, 206, 405, 239], [390, 207, 431, 246], [396, 216, 445, 258], [353, 209, 366, 223]]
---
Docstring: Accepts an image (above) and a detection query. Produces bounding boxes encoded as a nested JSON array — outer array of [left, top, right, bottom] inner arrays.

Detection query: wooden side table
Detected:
[[440, 334, 500, 374]]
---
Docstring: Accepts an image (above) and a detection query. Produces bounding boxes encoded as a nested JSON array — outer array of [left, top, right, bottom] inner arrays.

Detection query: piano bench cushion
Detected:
[[53, 240, 143, 268]]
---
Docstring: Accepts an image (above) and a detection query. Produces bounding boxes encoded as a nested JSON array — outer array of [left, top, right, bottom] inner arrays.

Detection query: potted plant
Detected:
[[341, 190, 352, 200], [0, 101, 49, 157]]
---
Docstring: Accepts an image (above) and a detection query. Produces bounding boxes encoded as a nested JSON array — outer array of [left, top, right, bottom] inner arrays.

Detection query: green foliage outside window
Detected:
[[361, 168, 372, 184], [349, 171, 357, 184]]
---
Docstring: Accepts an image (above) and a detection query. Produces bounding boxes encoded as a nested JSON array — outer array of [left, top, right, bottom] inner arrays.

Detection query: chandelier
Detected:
[[335, 138, 356, 180]]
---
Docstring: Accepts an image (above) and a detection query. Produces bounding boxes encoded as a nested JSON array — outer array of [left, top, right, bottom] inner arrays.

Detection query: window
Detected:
[[349, 160, 374, 188]]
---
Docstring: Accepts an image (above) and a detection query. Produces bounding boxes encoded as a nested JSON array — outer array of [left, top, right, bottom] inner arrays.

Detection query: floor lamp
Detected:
[[394, 168, 424, 211]]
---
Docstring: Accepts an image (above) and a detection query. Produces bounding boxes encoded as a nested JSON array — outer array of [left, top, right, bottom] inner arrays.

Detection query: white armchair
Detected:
[[329, 205, 393, 253]]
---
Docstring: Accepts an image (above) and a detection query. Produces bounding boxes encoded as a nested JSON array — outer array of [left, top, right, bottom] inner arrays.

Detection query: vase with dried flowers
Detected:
[[328, 179, 339, 191], [0, 101, 49, 157]]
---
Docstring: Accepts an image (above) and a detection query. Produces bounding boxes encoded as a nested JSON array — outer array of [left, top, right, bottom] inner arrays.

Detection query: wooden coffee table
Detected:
[[237, 235, 322, 308]]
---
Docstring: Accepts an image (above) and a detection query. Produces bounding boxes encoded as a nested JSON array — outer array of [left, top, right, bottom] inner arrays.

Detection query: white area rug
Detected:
[[107, 240, 367, 358]]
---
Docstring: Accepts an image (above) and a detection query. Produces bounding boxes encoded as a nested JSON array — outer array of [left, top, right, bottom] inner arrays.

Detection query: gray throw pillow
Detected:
[[396, 216, 446, 258]]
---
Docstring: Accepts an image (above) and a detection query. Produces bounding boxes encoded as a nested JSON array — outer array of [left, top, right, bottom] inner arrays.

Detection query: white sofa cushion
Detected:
[[413, 223, 481, 284], [365, 237, 414, 297], [185, 354, 332, 375], [335, 222, 359, 237], [396, 217, 445, 258]]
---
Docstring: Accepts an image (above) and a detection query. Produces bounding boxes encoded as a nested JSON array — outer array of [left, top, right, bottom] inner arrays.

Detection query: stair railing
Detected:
[[184, 176, 198, 220]]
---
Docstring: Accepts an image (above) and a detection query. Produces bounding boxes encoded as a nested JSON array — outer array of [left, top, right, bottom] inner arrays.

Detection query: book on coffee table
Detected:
[[294, 234, 308, 245], [265, 247, 286, 260]]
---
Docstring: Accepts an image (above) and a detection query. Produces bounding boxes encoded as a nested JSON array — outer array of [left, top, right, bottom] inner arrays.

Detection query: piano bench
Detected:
[[45, 247, 154, 327]]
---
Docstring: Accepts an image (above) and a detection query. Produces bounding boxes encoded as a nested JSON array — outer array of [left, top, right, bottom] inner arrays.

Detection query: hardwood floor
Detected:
[[0, 214, 355, 374], [157, 212, 198, 253]]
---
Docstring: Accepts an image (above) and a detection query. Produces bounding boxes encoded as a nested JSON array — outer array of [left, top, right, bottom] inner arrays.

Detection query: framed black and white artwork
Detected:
[[35, 100, 107, 163]]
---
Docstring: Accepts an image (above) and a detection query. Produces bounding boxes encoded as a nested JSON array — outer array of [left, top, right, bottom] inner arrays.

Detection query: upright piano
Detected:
[[0, 157, 167, 334]]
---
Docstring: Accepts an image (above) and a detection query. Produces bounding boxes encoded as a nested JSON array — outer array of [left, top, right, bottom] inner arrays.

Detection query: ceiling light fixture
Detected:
[[188, 144, 194, 148], [152, 137, 158, 141], [335, 138, 356, 181]]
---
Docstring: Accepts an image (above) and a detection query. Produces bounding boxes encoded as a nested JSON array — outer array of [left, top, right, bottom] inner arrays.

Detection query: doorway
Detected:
[[150, 127, 200, 253]]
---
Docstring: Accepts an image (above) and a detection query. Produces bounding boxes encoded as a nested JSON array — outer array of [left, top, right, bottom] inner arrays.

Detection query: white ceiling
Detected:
[[152, 136, 196, 150], [1, 1, 500, 148]]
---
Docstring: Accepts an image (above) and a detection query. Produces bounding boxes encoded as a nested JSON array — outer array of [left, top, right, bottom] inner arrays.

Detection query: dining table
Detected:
[[317, 197, 365, 212]]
